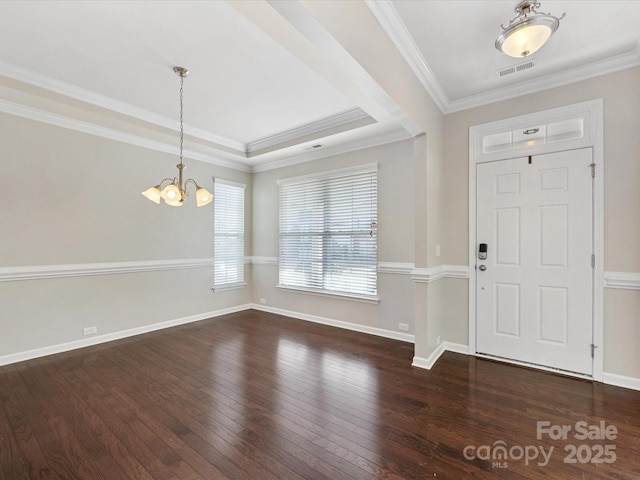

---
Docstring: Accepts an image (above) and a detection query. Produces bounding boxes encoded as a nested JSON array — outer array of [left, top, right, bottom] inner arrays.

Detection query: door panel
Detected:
[[476, 148, 593, 375]]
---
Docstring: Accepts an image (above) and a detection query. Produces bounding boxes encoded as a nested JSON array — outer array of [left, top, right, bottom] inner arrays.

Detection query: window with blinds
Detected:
[[278, 165, 378, 298], [213, 179, 245, 289]]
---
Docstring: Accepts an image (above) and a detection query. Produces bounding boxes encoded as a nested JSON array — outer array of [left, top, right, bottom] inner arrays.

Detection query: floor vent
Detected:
[[497, 59, 536, 77]]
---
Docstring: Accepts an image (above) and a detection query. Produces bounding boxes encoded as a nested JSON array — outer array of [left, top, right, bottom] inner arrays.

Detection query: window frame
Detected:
[[212, 178, 246, 291], [277, 164, 379, 303]]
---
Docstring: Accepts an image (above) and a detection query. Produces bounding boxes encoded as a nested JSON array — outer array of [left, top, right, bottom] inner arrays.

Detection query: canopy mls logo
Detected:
[[463, 420, 618, 469]]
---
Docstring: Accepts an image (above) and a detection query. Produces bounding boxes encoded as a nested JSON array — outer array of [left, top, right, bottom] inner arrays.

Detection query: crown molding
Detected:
[[0, 60, 407, 170], [0, 98, 251, 172], [365, 0, 449, 113], [0, 91, 406, 174], [246, 108, 371, 153], [251, 126, 411, 172], [446, 42, 640, 113], [0, 60, 246, 153], [366, 3, 640, 115]]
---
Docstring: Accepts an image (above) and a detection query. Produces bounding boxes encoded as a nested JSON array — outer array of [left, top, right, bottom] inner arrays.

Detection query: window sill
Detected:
[[276, 285, 380, 304], [211, 282, 247, 292]]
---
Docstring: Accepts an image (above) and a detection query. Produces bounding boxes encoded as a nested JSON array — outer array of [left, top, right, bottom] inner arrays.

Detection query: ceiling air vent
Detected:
[[496, 59, 536, 78]]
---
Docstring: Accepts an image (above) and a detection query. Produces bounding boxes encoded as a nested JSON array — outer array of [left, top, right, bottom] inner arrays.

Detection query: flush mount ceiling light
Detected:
[[495, 1, 565, 58], [142, 67, 213, 207]]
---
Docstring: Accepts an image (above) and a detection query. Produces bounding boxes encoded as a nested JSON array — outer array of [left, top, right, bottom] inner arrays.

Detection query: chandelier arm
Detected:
[[158, 178, 176, 188], [184, 178, 198, 190]]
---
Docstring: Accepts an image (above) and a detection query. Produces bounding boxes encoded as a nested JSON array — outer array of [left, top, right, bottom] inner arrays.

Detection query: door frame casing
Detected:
[[467, 99, 604, 381]]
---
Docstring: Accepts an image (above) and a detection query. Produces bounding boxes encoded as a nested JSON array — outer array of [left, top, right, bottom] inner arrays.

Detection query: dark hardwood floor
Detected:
[[1, 309, 639, 479]]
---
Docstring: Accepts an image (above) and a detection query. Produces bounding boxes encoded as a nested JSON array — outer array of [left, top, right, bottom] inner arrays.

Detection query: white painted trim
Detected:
[[469, 99, 602, 164], [447, 41, 640, 113], [247, 256, 279, 266], [468, 99, 604, 382], [0, 98, 250, 172], [602, 372, 640, 392], [251, 304, 414, 343], [0, 60, 247, 153], [412, 341, 469, 370], [0, 304, 252, 367], [378, 262, 415, 275], [277, 163, 378, 186], [604, 271, 640, 290], [0, 258, 213, 282], [362, 5, 640, 114], [410, 265, 470, 283], [247, 108, 371, 152], [364, 0, 448, 113], [416, 345, 640, 392], [0, 60, 407, 171], [276, 285, 380, 304], [211, 282, 248, 292], [251, 128, 410, 173], [411, 266, 447, 283], [443, 265, 471, 279]]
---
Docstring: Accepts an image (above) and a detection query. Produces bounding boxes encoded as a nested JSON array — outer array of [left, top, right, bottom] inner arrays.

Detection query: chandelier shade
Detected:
[[142, 67, 213, 207], [141, 185, 162, 204], [496, 1, 564, 58]]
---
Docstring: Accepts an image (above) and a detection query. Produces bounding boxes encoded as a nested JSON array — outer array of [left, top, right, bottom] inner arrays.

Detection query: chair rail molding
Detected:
[[604, 271, 640, 290], [0, 258, 213, 282]]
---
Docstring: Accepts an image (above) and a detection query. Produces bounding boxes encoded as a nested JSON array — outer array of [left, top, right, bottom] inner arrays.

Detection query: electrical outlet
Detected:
[[399, 323, 409, 331], [260, 298, 267, 304], [436, 336, 441, 345], [83, 326, 97, 336], [435, 244, 441, 257]]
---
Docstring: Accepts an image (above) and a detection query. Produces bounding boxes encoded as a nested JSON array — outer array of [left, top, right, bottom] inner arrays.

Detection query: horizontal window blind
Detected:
[[214, 180, 245, 287], [279, 166, 377, 297]]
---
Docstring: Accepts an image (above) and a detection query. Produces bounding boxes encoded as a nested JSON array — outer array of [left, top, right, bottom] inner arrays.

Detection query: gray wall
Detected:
[[251, 139, 417, 335], [0, 112, 252, 358], [442, 66, 640, 378], [3, 63, 638, 382]]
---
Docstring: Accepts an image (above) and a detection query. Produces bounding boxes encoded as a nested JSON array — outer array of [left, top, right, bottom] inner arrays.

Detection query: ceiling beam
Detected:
[[229, 0, 423, 137]]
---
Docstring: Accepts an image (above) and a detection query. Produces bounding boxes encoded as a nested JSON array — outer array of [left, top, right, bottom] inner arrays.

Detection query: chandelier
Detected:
[[495, 1, 565, 58], [142, 67, 213, 207]]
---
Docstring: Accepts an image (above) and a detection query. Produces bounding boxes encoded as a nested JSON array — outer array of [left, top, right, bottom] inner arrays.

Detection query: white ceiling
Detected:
[[0, 0, 639, 170], [389, 1, 640, 110]]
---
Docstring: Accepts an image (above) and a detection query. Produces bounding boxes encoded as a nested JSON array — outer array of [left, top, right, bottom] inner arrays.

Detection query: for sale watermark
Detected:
[[463, 420, 617, 469]]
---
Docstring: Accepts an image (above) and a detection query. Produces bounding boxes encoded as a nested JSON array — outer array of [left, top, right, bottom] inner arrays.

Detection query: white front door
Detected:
[[476, 148, 593, 375]]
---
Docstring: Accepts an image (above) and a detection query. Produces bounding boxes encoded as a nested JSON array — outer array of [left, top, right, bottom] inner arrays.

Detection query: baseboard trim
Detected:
[[251, 304, 415, 343], [412, 343, 640, 392], [412, 341, 469, 370], [602, 372, 640, 392], [0, 304, 252, 367]]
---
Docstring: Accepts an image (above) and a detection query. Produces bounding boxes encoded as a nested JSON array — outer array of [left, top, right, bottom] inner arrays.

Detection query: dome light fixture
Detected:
[[495, 1, 565, 58], [142, 66, 213, 207]]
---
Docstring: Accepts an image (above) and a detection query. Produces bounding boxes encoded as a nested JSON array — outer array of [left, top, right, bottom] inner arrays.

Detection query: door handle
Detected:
[[479, 265, 487, 271]]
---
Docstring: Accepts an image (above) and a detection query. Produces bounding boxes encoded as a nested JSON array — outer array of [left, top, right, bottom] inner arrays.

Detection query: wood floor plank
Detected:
[[2, 309, 640, 479]]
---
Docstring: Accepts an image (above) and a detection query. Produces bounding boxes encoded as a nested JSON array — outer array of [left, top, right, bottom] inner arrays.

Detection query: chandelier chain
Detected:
[[141, 66, 213, 207], [179, 73, 184, 165]]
